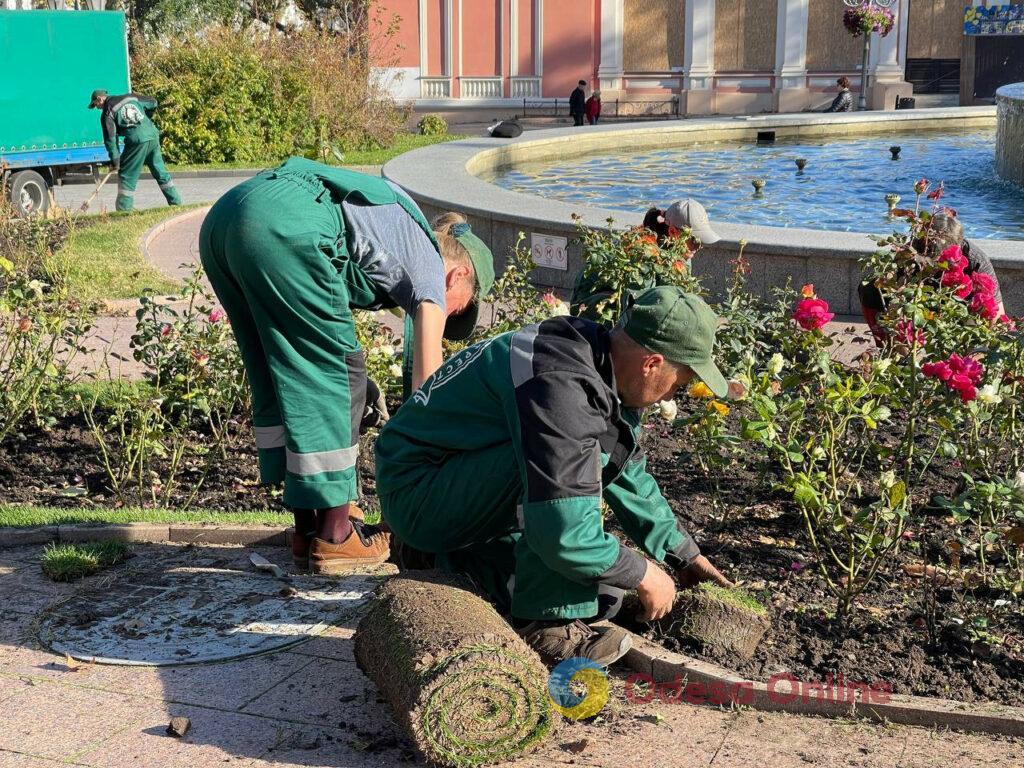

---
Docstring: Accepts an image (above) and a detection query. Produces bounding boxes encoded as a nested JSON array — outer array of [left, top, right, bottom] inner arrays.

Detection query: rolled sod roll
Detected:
[[354, 570, 557, 767]]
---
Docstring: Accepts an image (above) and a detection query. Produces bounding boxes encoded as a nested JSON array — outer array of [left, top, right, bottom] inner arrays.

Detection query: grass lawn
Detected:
[[51, 205, 205, 302], [166, 133, 467, 172], [0, 504, 290, 528]]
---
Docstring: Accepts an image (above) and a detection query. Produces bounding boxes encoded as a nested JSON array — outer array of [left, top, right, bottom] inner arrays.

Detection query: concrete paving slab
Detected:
[[0, 681, 143, 761], [0, 751, 69, 767], [240, 655, 395, 729], [283, 626, 358, 664], [72, 703, 302, 768]]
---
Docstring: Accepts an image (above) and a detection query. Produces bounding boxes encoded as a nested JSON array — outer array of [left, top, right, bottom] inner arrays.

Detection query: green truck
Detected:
[[0, 9, 130, 215]]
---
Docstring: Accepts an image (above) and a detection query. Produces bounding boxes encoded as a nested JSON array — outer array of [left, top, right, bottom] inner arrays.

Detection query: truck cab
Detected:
[[0, 8, 130, 216]]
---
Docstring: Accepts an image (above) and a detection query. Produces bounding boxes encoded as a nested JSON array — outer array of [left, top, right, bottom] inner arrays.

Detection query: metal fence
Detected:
[[515, 97, 680, 119]]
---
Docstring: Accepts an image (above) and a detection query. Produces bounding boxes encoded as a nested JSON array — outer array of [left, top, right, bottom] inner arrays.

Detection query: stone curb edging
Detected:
[[618, 628, 1024, 738], [0, 523, 290, 549]]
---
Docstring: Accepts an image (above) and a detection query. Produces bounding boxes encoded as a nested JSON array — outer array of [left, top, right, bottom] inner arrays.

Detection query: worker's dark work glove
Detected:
[[359, 377, 390, 433]]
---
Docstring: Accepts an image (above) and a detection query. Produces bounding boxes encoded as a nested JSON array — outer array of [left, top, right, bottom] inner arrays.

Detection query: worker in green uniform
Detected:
[[375, 285, 732, 667], [88, 89, 182, 212], [199, 157, 494, 575]]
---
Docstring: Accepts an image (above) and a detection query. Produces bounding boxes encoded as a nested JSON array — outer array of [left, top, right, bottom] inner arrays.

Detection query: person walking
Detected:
[[824, 77, 854, 113], [375, 286, 732, 667], [585, 90, 602, 125], [198, 158, 494, 575], [88, 89, 181, 212], [569, 80, 588, 126]]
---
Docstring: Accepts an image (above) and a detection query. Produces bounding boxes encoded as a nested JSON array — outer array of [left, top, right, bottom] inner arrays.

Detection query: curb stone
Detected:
[[0, 523, 289, 549], [0, 526, 58, 548], [617, 627, 1024, 738]]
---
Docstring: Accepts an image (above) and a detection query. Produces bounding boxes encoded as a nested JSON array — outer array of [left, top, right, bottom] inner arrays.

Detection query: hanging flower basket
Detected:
[[842, 3, 895, 38]]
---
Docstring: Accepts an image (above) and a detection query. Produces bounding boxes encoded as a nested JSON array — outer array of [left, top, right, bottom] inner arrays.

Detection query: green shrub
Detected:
[[132, 25, 406, 165], [417, 114, 448, 136], [41, 541, 130, 582]]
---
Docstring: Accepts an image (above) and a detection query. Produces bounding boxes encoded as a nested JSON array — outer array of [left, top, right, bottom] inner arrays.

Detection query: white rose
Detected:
[[658, 400, 678, 421], [873, 358, 892, 374], [767, 353, 785, 376], [977, 383, 1002, 405], [549, 300, 571, 317], [388, 363, 403, 378]]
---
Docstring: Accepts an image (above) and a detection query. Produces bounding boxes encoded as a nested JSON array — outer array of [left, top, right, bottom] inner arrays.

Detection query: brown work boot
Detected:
[[309, 522, 391, 575], [517, 619, 632, 668], [290, 529, 314, 572]]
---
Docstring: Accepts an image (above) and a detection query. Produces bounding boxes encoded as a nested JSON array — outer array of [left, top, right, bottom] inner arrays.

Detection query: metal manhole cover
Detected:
[[38, 546, 393, 666]]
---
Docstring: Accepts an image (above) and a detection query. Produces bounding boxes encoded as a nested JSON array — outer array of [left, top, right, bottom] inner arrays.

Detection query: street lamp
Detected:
[[843, 0, 898, 111]]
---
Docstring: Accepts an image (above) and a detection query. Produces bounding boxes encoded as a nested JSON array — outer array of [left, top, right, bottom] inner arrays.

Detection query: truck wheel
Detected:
[[9, 170, 50, 217]]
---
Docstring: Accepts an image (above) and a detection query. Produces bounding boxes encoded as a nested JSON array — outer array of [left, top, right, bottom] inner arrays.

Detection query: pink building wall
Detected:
[[426, 0, 444, 76], [518, 0, 534, 75], [542, 0, 598, 97], [462, 0, 501, 75], [374, 0, 419, 68]]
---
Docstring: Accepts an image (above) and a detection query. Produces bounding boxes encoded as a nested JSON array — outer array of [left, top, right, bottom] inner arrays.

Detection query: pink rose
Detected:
[[970, 290, 999, 320], [999, 314, 1017, 330], [793, 297, 834, 331], [894, 320, 925, 346], [941, 268, 973, 299], [972, 272, 997, 296], [922, 361, 952, 381], [940, 244, 967, 272], [926, 182, 945, 201], [948, 354, 983, 384], [160, 324, 172, 337], [914, 179, 930, 196], [541, 292, 559, 307], [209, 308, 226, 324]]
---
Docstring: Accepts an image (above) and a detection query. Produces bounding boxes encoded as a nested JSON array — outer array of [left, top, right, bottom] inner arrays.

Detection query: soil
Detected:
[[2, 404, 1022, 708], [633, 408, 1024, 709]]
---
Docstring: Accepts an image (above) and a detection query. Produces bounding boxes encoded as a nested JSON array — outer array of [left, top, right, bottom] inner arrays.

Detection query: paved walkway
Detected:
[[1, 542, 1020, 768]]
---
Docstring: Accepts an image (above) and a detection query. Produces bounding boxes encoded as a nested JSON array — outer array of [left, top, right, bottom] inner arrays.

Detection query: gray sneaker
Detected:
[[517, 619, 632, 668]]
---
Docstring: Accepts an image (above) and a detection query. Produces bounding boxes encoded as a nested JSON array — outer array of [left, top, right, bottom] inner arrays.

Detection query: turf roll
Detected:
[[354, 570, 557, 767]]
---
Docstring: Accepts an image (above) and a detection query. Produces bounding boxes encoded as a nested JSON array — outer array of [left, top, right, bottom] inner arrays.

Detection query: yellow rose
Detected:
[[688, 381, 714, 399], [708, 400, 730, 416]]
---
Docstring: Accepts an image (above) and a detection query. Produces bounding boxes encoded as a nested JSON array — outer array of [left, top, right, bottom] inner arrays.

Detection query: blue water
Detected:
[[482, 130, 1024, 240]]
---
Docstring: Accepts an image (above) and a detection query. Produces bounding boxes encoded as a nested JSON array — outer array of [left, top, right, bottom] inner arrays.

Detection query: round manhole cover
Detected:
[[38, 546, 392, 666]]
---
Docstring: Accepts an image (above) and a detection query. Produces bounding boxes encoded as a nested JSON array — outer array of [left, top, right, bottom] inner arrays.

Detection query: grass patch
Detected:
[[698, 582, 767, 615], [49, 205, 204, 302], [166, 133, 467, 172], [40, 540, 131, 582], [0, 505, 290, 528]]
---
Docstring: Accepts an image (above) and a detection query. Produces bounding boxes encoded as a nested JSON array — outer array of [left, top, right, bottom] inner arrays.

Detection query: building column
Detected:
[[597, 0, 625, 94], [868, 0, 912, 109], [774, 0, 810, 113], [682, 0, 716, 115]]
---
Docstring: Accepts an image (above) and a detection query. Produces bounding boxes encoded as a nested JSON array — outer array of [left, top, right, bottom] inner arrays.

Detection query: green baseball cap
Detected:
[[618, 286, 728, 398], [443, 222, 496, 341]]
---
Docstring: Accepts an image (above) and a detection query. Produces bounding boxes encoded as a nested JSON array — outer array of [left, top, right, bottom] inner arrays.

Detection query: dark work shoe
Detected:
[[517, 619, 632, 668]]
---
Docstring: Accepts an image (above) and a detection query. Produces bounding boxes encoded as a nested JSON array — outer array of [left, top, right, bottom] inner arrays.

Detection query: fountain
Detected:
[[996, 83, 1024, 186]]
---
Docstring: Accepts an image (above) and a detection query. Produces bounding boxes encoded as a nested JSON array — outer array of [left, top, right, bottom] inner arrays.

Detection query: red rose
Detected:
[[793, 297, 834, 331], [922, 361, 952, 381]]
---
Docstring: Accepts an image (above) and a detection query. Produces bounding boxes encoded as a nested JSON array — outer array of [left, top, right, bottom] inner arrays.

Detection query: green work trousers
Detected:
[[380, 442, 622, 622], [198, 169, 369, 509], [116, 138, 181, 212]]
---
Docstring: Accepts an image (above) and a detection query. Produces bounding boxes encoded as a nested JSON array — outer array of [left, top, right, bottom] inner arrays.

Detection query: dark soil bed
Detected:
[[633, 414, 1024, 709], [2, 407, 1022, 708]]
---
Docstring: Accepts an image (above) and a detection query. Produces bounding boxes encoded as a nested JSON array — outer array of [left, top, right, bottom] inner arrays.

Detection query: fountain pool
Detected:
[[482, 129, 1024, 241]]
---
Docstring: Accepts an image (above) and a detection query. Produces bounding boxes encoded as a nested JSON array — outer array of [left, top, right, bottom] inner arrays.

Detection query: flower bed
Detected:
[[1, 185, 1022, 706]]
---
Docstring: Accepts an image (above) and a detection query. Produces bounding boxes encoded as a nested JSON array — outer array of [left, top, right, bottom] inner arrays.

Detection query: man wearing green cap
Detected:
[[88, 89, 181, 212], [199, 158, 494, 574], [375, 285, 731, 667]]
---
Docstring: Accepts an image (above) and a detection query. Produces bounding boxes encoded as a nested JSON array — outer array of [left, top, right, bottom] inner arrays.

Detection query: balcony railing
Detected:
[[420, 77, 451, 99], [510, 77, 542, 98], [460, 77, 503, 99]]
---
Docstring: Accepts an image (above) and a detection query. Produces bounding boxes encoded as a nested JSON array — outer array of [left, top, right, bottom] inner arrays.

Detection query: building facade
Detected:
[[371, 0, 1000, 113]]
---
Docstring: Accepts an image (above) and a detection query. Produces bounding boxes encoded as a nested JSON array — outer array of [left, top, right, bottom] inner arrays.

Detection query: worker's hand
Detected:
[[110, 159, 120, 172], [676, 554, 733, 590], [635, 560, 676, 622]]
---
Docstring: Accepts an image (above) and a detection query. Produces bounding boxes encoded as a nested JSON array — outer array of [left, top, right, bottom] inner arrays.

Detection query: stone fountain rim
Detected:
[[385, 106, 1023, 266]]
